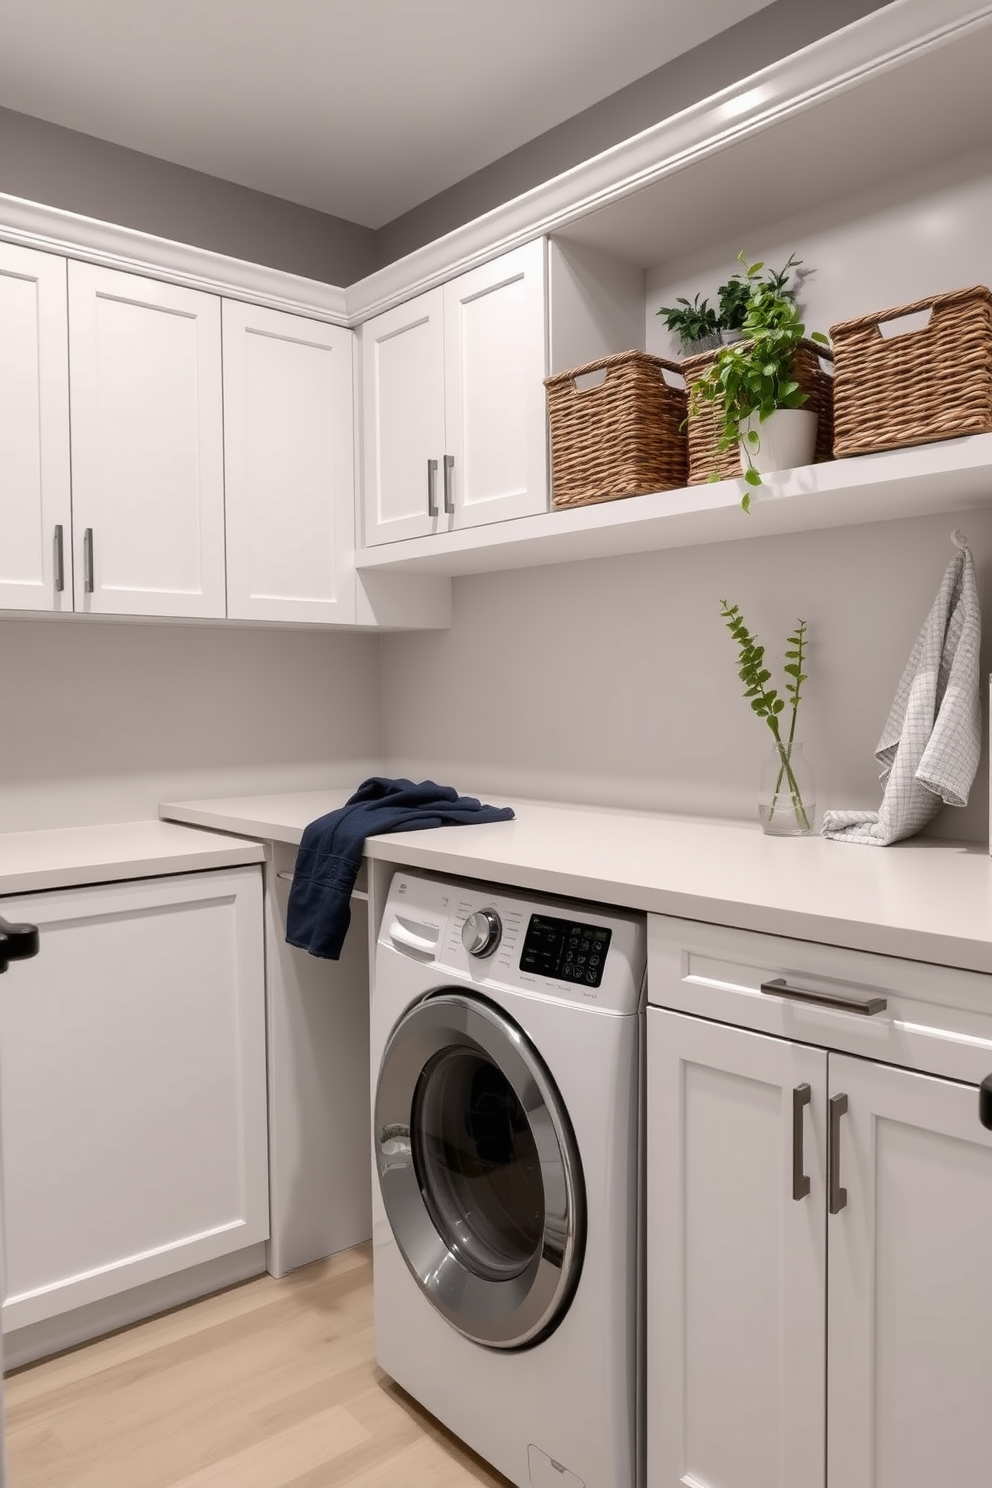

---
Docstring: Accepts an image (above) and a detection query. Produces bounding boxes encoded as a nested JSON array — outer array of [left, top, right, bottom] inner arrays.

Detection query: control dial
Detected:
[[462, 908, 502, 958]]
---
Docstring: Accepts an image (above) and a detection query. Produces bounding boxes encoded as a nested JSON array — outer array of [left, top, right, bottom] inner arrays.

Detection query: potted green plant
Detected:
[[689, 252, 829, 509], [716, 253, 802, 342], [655, 292, 720, 354]]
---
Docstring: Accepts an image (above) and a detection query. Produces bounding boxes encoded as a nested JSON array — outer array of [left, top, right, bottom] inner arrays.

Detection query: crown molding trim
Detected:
[[0, 192, 349, 323], [344, 0, 992, 322], [0, 0, 989, 330]]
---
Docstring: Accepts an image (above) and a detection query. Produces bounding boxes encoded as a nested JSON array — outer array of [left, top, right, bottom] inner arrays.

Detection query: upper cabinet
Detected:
[[68, 262, 227, 619], [362, 239, 548, 547], [222, 302, 356, 625], [0, 244, 72, 613], [361, 288, 446, 545], [0, 259, 384, 627]]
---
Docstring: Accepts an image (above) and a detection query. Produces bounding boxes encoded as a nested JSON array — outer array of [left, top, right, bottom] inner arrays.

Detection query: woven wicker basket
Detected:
[[544, 350, 687, 509], [681, 339, 834, 484], [829, 286, 992, 458]]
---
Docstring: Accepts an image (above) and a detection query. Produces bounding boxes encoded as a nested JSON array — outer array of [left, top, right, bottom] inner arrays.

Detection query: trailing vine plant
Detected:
[[719, 600, 811, 831], [692, 253, 829, 510]]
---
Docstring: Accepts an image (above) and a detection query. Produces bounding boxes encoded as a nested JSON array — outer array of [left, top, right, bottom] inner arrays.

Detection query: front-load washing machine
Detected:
[[371, 868, 646, 1488]]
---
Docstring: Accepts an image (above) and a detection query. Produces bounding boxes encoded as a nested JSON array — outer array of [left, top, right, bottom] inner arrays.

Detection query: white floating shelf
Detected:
[[355, 433, 992, 577]]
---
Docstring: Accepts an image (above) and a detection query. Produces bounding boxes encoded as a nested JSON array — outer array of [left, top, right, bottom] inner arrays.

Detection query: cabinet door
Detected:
[[443, 238, 548, 529], [827, 1055, 992, 1488], [68, 261, 226, 617], [361, 287, 445, 545], [647, 1008, 827, 1488], [223, 301, 356, 623], [0, 243, 72, 612], [0, 866, 267, 1330]]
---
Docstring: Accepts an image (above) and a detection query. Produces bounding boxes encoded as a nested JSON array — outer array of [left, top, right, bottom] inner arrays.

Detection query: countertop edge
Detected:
[[0, 823, 266, 898], [160, 803, 306, 846], [362, 838, 992, 976]]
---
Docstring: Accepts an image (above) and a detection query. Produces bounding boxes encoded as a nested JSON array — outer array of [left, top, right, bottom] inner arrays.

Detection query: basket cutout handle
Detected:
[[573, 366, 610, 392], [544, 349, 683, 400], [831, 285, 991, 348], [877, 305, 934, 340]]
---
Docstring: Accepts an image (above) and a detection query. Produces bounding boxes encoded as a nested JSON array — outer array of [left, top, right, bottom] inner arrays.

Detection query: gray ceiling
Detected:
[[0, 0, 777, 227]]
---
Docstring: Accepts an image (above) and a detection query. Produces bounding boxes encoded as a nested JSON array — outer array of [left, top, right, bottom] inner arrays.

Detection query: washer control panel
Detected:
[[380, 870, 645, 1013], [520, 913, 612, 988]]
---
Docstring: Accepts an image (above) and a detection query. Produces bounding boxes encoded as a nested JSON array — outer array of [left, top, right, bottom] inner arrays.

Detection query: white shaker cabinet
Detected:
[[647, 1008, 827, 1488], [361, 287, 446, 545], [362, 238, 548, 546], [0, 866, 268, 1335], [0, 243, 72, 613], [223, 301, 357, 624], [67, 261, 226, 618], [647, 917, 992, 1488], [827, 1055, 992, 1488]]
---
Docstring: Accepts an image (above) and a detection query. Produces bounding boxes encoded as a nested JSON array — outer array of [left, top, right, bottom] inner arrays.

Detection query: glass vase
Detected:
[[758, 739, 815, 836]]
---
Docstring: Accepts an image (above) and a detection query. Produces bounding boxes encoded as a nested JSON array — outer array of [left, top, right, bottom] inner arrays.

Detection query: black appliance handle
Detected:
[[980, 1075, 992, 1131], [0, 915, 40, 975]]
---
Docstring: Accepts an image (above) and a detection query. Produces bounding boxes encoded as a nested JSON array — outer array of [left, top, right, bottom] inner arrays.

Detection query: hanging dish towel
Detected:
[[821, 531, 981, 845], [286, 777, 515, 959]]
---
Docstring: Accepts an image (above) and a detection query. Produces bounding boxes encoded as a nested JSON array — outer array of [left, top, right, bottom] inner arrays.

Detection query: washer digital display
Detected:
[[519, 913, 611, 987]]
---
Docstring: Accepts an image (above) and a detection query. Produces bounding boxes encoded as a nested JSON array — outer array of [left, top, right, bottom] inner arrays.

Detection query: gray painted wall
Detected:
[[0, 620, 383, 831], [380, 510, 991, 845], [0, 105, 377, 285], [368, 0, 889, 268], [0, 0, 889, 284]]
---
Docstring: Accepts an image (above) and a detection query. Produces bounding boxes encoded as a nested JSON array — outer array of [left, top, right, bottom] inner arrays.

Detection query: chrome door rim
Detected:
[[375, 990, 585, 1349]]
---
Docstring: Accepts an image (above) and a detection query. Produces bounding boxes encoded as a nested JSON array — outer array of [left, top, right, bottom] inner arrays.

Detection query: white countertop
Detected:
[[159, 790, 992, 976], [0, 819, 265, 898]]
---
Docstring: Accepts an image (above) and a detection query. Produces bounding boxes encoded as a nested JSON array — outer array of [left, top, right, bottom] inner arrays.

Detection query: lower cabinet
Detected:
[[827, 1053, 992, 1488], [647, 1005, 992, 1488], [647, 1010, 827, 1488], [0, 865, 268, 1334]]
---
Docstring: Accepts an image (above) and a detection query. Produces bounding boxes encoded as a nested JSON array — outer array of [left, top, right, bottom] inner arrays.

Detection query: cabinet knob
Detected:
[[980, 1075, 992, 1131], [0, 915, 40, 975]]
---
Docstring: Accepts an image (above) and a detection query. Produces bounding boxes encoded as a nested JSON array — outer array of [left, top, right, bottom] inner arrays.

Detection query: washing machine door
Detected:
[[375, 990, 585, 1349]]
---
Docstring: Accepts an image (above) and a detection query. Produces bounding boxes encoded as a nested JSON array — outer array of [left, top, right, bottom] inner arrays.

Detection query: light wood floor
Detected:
[[4, 1245, 511, 1488]]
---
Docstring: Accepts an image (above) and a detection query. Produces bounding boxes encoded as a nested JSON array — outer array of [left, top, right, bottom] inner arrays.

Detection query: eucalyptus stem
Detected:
[[720, 601, 812, 832], [769, 618, 808, 822]]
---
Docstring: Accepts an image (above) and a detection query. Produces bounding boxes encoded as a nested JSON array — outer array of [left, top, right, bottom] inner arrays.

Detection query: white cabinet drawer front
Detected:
[[68, 262, 225, 618], [828, 1055, 992, 1488], [0, 243, 71, 612], [223, 302, 356, 623], [0, 867, 266, 1328], [361, 290, 445, 545], [649, 914, 992, 1084], [444, 237, 548, 529]]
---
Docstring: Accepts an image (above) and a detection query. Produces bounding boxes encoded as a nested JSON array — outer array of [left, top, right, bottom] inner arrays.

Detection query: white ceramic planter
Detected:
[[738, 407, 817, 474]]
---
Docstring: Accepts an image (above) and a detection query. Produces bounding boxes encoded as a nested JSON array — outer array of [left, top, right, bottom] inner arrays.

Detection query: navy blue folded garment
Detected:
[[285, 777, 515, 960]]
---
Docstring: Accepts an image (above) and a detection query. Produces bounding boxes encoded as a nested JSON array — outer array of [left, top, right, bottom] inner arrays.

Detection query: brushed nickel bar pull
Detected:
[[761, 977, 887, 1017], [83, 527, 95, 593], [792, 1083, 811, 1201], [54, 524, 65, 592], [828, 1093, 849, 1214], [443, 453, 455, 514], [427, 457, 438, 517]]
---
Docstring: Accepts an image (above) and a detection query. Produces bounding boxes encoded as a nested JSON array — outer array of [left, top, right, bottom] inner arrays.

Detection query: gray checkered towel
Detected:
[[821, 532, 981, 846]]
